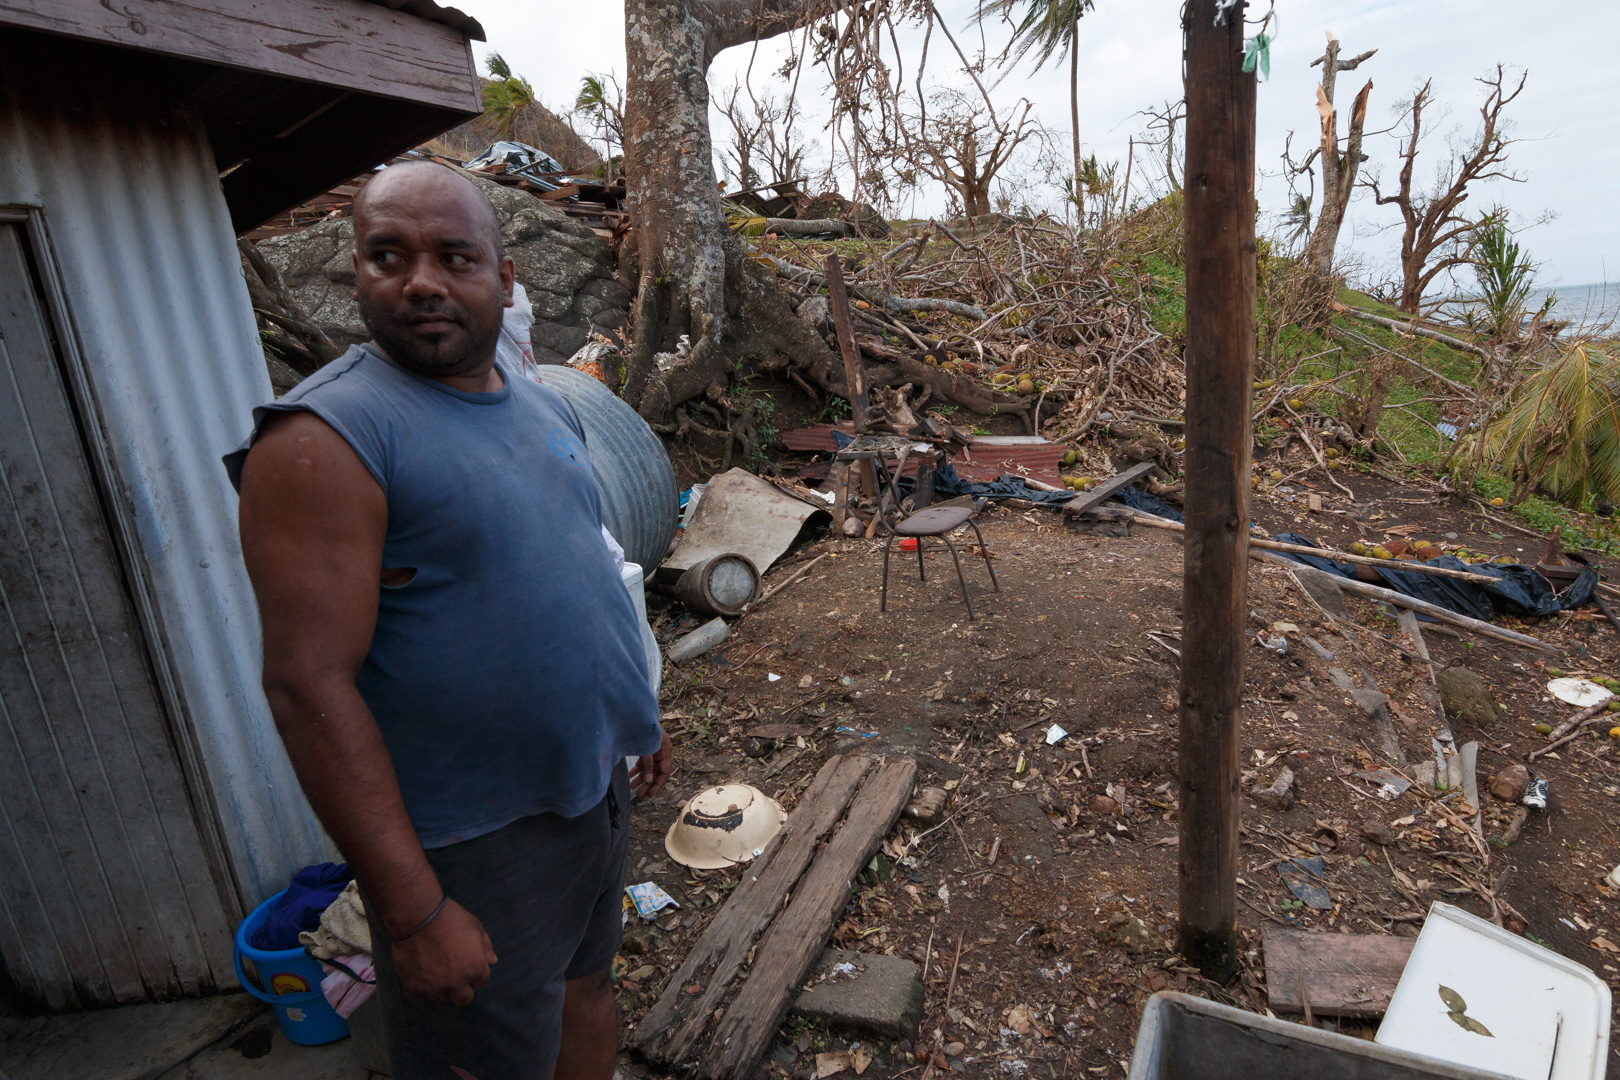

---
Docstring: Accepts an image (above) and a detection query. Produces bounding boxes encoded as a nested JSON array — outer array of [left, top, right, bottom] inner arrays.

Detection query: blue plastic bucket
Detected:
[[233, 889, 350, 1046]]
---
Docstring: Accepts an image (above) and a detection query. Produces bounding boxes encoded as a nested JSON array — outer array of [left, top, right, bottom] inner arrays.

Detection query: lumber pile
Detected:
[[637, 754, 917, 1080]]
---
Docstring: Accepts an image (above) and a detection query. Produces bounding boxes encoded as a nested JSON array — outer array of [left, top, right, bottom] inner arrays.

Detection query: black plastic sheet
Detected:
[[1271, 532, 1598, 619]]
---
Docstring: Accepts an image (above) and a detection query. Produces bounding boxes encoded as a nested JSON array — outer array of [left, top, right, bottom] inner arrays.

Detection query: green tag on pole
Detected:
[[1242, 32, 1271, 80]]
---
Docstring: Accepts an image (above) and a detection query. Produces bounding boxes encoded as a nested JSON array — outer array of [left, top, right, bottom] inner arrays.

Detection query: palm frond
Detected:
[[1473, 342, 1620, 507]]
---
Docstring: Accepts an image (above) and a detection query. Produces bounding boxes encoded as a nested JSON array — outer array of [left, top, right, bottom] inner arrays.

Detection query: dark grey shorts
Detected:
[[367, 763, 630, 1080]]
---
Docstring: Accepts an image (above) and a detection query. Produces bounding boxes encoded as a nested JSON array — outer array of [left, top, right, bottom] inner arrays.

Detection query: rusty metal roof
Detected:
[[782, 424, 1065, 485]]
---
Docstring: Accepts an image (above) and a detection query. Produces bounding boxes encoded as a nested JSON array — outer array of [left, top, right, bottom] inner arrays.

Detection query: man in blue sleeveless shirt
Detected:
[[231, 161, 670, 1079]]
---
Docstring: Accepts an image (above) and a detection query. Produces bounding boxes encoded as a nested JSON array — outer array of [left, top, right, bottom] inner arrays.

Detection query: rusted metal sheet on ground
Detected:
[[784, 424, 1065, 484], [663, 468, 830, 577]]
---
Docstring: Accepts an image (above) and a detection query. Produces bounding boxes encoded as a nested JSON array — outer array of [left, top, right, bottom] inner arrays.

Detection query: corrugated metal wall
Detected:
[[0, 49, 333, 985]]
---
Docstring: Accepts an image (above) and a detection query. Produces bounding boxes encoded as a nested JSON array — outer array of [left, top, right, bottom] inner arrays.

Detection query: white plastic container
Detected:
[[620, 561, 660, 694], [1129, 991, 1512, 1080], [1376, 902, 1611, 1080]]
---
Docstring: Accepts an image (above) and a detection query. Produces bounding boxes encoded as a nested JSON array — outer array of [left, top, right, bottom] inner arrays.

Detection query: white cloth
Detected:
[[298, 879, 371, 959], [496, 282, 537, 379]]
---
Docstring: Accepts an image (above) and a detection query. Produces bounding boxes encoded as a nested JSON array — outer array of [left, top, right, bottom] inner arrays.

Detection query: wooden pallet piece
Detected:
[[637, 755, 873, 1064], [700, 757, 918, 1080], [1262, 927, 1415, 1018], [1060, 460, 1157, 518]]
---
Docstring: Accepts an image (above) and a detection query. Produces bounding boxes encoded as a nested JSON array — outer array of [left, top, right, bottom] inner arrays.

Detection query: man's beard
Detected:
[[358, 293, 503, 377]]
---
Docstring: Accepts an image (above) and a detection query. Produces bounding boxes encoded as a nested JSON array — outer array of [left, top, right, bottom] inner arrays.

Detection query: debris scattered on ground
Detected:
[[1278, 857, 1334, 911], [668, 617, 730, 663], [627, 882, 682, 921]]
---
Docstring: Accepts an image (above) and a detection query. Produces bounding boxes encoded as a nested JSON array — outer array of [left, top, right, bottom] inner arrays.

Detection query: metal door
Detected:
[[0, 220, 234, 1007]]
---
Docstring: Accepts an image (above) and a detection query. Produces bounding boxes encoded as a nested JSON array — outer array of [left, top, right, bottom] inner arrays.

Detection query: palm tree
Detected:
[[482, 52, 535, 140], [1474, 343, 1620, 508], [575, 73, 625, 163], [975, 0, 1096, 221]]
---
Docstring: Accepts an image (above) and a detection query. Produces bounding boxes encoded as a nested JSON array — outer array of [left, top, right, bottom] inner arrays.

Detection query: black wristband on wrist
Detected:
[[391, 893, 447, 942]]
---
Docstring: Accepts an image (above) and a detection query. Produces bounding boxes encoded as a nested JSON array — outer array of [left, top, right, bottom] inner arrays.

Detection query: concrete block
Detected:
[[792, 949, 923, 1042]]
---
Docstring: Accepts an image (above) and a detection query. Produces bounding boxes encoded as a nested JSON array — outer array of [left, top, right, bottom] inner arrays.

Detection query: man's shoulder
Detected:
[[279, 345, 393, 407]]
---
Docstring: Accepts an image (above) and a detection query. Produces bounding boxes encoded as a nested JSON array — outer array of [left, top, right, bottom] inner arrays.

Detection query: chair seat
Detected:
[[893, 505, 974, 536]]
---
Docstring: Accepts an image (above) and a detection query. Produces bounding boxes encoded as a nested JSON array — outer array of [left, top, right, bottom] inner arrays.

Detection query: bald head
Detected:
[[351, 159, 515, 381], [356, 160, 504, 258]]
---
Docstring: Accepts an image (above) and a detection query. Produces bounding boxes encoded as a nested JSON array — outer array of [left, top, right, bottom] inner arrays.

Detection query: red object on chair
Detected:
[[881, 506, 999, 620]]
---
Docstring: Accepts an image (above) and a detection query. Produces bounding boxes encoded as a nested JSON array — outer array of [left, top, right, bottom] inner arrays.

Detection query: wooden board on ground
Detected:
[[1262, 927, 1415, 1018], [1060, 461, 1157, 518], [638, 754, 916, 1078], [700, 757, 917, 1080]]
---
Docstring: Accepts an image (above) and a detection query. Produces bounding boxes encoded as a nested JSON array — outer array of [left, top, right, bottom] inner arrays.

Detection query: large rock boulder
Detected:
[[256, 174, 629, 364], [1437, 666, 1498, 726]]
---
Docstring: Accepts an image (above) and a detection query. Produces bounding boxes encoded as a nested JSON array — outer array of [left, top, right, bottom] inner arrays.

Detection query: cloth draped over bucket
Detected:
[[249, 862, 351, 951]]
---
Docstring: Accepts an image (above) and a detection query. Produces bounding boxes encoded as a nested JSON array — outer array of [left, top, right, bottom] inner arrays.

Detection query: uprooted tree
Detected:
[[1368, 65, 1528, 314], [620, 0, 1031, 429]]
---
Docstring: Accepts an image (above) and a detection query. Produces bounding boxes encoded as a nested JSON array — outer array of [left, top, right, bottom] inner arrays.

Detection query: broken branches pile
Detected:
[[754, 219, 1186, 436]]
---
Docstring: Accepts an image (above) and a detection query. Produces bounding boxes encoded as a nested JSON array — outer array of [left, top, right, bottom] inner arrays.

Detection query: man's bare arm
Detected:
[[238, 410, 494, 1003]]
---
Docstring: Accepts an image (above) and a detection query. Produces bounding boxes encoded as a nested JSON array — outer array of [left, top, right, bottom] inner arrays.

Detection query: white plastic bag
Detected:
[[496, 282, 538, 379]]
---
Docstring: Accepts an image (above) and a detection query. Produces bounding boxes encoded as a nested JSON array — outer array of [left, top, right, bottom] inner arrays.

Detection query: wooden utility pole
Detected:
[[1178, 0, 1257, 981]]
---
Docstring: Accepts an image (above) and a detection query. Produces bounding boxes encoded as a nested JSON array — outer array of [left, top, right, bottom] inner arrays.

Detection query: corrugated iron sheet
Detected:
[[531, 366, 678, 570], [0, 65, 332, 976], [782, 423, 1065, 484]]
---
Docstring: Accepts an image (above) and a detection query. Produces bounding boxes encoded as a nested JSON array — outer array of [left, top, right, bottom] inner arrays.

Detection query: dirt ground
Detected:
[[614, 464, 1620, 1080]]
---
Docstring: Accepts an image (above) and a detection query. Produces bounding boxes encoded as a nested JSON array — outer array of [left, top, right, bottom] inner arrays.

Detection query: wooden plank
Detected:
[[638, 756, 873, 1065], [822, 254, 870, 434], [829, 462, 851, 535], [700, 758, 917, 1080], [0, 0, 482, 112], [1178, 0, 1258, 983], [536, 184, 581, 201], [1129, 517, 1501, 584], [1060, 460, 1157, 518], [1290, 566, 1558, 653], [1262, 928, 1414, 1017]]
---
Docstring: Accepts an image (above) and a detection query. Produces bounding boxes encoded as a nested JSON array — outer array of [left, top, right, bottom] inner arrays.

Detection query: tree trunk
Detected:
[[621, 0, 839, 421], [620, 0, 1031, 428], [1302, 37, 1374, 277], [1070, 24, 1082, 224], [1302, 79, 1370, 275]]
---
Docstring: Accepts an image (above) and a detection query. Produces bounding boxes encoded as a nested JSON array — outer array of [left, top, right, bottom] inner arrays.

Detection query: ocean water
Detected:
[[1526, 282, 1618, 334]]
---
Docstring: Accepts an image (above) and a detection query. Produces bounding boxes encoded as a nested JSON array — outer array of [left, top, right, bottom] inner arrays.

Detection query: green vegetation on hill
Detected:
[[1126, 246, 1616, 549]]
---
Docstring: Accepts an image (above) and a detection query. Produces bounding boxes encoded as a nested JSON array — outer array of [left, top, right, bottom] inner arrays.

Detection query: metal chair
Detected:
[[880, 505, 999, 620]]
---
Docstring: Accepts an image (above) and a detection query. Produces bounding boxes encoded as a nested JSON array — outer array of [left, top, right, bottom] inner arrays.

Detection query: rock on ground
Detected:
[[1437, 666, 1498, 725], [793, 948, 924, 1042], [258, 174, 629, 365]]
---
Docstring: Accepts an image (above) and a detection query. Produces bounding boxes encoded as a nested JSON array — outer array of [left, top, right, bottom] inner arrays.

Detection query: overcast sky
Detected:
[[469, 0, 1618, 294]]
